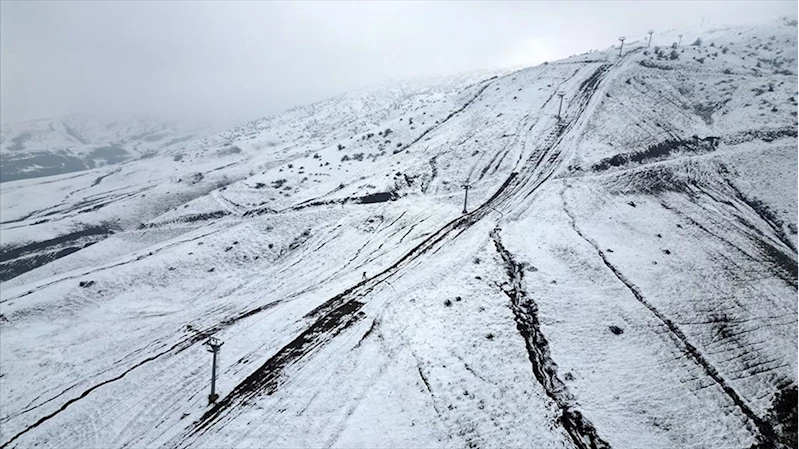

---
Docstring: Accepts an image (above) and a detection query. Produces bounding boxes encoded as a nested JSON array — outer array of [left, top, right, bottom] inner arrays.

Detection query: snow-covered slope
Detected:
[[0, 116, 201, 183], [0, 22, 796, 449]]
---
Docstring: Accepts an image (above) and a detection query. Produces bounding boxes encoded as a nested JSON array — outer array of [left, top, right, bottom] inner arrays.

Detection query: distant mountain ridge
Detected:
[[0, 115, 201, 182]]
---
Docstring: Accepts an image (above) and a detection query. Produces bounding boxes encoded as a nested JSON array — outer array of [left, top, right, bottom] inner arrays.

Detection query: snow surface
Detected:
[[0, 21, 797, 449]]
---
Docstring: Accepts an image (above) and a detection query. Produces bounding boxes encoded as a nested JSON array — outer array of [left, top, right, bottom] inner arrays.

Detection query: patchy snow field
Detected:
[[0, 116, 204, 183], [1, 21, 796, 449]]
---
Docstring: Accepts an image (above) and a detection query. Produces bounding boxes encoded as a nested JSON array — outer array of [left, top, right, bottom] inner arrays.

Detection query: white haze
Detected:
[[1, 1, 796, 127]]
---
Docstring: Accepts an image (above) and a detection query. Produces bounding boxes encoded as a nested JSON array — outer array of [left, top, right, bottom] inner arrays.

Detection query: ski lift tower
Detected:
[[461, 182, 471, 214], [205, 337, 224, 404]]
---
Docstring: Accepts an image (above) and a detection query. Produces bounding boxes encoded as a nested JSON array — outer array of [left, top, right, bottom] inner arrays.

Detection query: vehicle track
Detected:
[[491, 229, 611, 449], [561, 188, 786, 448], [394, 80, 495, 155], [172, 61, 619, 447], [3, 59, 620, 449]]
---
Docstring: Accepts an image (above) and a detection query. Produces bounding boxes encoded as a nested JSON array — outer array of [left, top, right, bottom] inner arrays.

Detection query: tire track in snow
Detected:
[[67, 167, 123, 198], [483, 66, 586, 181], [1, 227, 222, 304], [0, 332, 209, 449], [394, 81, 494, 155], [1, 290, 292, 449], [178, 299, 367, 444], [175, 61, 619, 447], [561, 189, 784, 449], [491, 229, 611, 449], [721, 178, 797, 254], [211, 190, 244, 217]]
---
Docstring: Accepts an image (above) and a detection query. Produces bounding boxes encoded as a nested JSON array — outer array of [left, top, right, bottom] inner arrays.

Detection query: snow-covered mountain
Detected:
[[0, 116, 202, 183], [0, 21, 796, 449]]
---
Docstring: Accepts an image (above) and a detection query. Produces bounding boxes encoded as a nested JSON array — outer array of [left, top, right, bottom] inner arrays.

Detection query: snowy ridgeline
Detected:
[[0, 21, 797, 449], [0, 116, 202, 183]]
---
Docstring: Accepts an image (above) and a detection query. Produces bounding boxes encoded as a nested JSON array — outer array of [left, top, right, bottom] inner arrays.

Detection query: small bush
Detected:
[[692, 37, 702, 46], [723, 68, 732, 74], [444, 299, 452, 307]]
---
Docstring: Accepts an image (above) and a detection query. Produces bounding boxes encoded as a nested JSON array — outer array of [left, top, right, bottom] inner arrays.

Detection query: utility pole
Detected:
[[461, 182, 471, 214], [556, 91, 565, 120], [647, 30, 654, 47], [678, 34, 683, 46], [205, 337, 224, 404], [618, 36, 626, 57]]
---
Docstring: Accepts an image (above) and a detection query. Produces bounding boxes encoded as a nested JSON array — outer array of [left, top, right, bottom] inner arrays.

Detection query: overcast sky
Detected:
[[1, 1, 796, 127]]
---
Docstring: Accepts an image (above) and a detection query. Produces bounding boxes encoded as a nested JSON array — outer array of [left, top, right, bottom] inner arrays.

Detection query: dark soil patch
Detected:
[[593, 136, 719, 172], [140, 211, 230, 228], [358, 192, 398, 204]]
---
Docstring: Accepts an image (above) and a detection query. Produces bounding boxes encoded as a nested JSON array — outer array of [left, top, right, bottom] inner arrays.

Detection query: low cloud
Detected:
[[1, 1, 795, 127]]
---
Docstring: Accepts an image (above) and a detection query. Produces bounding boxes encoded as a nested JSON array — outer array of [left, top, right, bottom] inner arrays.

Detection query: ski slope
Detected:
[[0, 21, 796, 449]]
